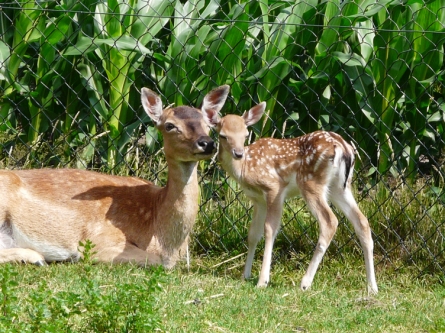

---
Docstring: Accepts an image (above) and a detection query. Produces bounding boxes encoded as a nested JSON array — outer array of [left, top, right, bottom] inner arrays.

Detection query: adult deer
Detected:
[[204, 102, 378, 294], [0, 85, 230, 268]]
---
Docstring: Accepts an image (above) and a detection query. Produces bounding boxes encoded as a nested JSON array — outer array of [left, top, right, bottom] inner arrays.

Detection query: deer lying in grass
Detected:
[[0, 85, 230, 268], [204, 102, 378, 294]]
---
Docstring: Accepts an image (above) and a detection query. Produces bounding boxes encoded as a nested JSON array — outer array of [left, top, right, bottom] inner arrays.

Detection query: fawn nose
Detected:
[[197, 136, 215, 154], [232, 149, 244, 159]]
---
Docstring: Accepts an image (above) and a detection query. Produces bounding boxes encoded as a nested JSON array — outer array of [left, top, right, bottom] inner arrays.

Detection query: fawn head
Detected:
[[205, 102, 266, 159], [142, 86, 230, 162]]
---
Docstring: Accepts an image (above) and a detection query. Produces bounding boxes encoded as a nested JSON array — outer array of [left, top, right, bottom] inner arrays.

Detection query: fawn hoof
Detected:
[[368, 285, 378, 295], [300, 284, 310, 291], [256, 280, 268, 288], [300, 276, 312, 291]]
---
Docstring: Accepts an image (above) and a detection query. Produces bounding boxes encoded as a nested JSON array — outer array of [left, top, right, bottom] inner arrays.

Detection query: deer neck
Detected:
[[159, 159, 200, 237], [218, 148, 245, 181], [162, 159, 199, 215], [149, 159, 199, 266]]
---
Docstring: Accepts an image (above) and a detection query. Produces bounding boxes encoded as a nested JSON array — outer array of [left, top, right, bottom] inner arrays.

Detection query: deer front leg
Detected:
[[244, 201, 267, 280], [300, 193, 338, 291], [95, 243, 163, 267], [257, 192, 284, 287], [0, 248, 46, 266]]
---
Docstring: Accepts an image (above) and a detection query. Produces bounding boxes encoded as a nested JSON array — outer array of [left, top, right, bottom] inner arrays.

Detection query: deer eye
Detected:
[[219, 135, 227, 140], [165, 123, 176, 132]]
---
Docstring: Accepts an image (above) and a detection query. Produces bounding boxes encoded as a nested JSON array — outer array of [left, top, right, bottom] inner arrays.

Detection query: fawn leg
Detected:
[[300, 192, 338, 291], [331, 187, 378, 294], [244, 201, 267, 279], [257, 192, 284, 287]]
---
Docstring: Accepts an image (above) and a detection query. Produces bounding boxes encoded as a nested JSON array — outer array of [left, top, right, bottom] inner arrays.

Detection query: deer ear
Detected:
[[243, 102, 266, 127], [141, 88, 163, 124], [201, 85, 230, 116]]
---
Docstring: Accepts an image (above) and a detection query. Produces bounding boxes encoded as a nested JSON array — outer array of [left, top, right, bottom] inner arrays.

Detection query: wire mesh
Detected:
[[0, 0, 444, 277]]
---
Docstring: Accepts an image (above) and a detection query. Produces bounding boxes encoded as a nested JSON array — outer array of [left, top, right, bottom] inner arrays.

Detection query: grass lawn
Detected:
[[2, 253, 444, 333], [159, 255, 445, 333]]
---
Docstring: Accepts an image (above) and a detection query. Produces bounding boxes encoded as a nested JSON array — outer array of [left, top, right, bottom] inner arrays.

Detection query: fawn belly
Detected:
[[283, 173, 301, 199], [241, 171, 301, 203]]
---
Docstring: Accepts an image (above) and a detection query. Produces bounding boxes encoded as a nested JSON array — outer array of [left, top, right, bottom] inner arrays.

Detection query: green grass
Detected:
[[161, 255, 445, 333], [2, 255, 444, 333]]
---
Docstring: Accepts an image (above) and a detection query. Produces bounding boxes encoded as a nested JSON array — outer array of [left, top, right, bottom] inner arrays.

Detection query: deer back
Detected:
[[240, 132, 355, 197]]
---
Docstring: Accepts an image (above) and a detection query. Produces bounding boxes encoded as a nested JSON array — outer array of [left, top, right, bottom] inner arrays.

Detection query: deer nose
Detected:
[[197, 136, 215, 154], [232, 149, 244, 159]]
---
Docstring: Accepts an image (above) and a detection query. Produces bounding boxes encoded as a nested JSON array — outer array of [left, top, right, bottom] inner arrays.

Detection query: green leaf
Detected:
[[246, 56, 290, 81], [42, 15, 72, 45], [132, 0, 175, 44], [427, 111, 443, 123], [145, 126, 159, 151], [333, 52, 366, 67], [361, 109, 377, 124], [365, 166, 377, 177], [422, 128, 436, 141], [209, 3, 248, 86], [104, 0, 122, 38], [0, 40, 10, 82], [77, 62, 108, 121], [64, 35, 153, 56], [347, 0, 395, 20]]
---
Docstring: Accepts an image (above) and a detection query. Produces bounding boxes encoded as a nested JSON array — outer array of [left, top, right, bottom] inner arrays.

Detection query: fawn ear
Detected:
[[202, 108, 221, 128], [201, 85, 230, 123], [141, 88, 163, 125], [243, 102, 266, 127]]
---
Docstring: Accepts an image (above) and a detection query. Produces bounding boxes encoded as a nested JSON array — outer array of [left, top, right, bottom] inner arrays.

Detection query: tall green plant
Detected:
[[1, 0, 444, 181], [0, 0, 45, 138], [335, 0, 445, 177], [371, 1, 414, 174], [203, 2, 249, 103], [255, 0, 318, 135], [65, 0, 174, 169], [28, 6, 74, 144], [160, 0, 221, 105], [403, 0, 445, 179], [0, 0, 85, 146]]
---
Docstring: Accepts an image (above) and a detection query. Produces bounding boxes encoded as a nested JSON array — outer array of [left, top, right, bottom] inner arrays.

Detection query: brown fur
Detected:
[[0, 85, 230, 267], [204, 101, 378, 294]]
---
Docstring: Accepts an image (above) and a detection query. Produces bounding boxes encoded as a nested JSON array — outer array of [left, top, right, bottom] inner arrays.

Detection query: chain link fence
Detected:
[[1, 0, 444, 277]]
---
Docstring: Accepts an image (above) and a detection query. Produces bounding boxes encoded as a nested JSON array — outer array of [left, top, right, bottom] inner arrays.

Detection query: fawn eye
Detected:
[[219, 135, 227, 140], [165, 123, 176, 132]]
